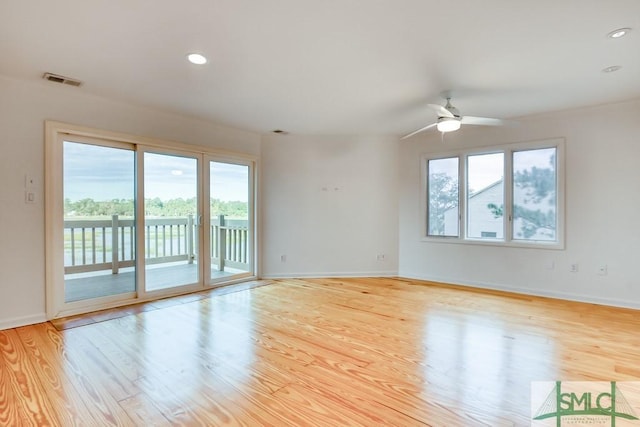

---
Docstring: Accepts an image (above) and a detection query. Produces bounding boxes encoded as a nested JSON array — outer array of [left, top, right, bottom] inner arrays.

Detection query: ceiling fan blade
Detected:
[[401, 122, 438, 140], [427, 104, 455, 118], [461, 116, 505, 126]]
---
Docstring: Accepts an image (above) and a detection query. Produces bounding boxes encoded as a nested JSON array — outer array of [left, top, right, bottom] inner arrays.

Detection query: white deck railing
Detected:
[[64, 215, 249, 274]]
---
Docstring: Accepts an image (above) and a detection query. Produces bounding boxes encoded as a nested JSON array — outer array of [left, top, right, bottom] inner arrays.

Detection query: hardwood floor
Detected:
[[1, 277, 639, 426]]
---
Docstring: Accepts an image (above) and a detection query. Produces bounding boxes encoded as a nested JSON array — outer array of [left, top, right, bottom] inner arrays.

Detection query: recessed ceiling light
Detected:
[[187, 53, 207, 65], [607, 28, 631, 39], [602, 65, 622, 73]]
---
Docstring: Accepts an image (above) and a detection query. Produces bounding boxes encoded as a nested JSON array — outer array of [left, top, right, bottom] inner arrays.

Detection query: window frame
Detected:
[[421, 138, 565, 250], [465, 150, 505, 242], [425, 156, 461, 238]]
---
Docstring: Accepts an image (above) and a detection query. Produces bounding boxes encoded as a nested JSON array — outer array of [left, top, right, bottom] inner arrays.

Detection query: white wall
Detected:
[[0, 75, 261, 330], [399, 99, 640, 308], [261, 134, 399, 278], [4, 70, 637, 329]]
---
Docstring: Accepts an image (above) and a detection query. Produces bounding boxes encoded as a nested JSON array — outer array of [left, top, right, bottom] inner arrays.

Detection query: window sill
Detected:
[[420, 236, 565, 250]]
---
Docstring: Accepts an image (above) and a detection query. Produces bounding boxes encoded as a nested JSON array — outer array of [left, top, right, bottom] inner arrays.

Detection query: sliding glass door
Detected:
[[63, 139, 137, 303], [208, 160, 253, 284], [47, 122, 257, 318], [143, 151, 201, 292]]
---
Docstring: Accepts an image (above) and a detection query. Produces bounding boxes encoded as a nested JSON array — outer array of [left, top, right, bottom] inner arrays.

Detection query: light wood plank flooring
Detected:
[[1, 277, 639, 426]]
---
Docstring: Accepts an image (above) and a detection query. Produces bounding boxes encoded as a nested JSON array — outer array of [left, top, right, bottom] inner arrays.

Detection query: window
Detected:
[[423, 139, 564, 248], [481, 231, 497, 238], [466, 152, 504, 240], [426, 157, 459, 237], [512, 147, 557, 242]]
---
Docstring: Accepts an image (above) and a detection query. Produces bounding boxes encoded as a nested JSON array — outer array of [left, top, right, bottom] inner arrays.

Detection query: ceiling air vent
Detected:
[[42, 72, 83, 87]]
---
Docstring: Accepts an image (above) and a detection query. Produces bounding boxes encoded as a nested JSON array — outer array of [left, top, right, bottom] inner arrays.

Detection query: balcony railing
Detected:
[[64, 215, 249, 275]]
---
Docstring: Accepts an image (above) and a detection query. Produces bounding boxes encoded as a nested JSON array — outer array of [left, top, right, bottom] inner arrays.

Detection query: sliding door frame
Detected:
[[204, 155, 257, 287], [46, 131, 139, 317], [45, 121, 259, 319], [137, 146, 205, 299]]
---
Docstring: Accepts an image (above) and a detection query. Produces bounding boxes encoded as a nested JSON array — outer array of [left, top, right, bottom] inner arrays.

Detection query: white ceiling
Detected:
[[1, 1, 639, 136]]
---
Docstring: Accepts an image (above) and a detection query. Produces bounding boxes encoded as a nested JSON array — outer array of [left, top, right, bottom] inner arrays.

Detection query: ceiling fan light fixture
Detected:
[[437, 117, 461, 132]]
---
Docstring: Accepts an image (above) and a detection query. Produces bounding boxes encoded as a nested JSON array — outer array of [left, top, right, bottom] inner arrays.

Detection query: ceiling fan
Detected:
[[401, 97, 505, 140]]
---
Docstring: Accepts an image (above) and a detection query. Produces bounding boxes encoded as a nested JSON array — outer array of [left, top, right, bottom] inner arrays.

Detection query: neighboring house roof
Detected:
[[468, 179, 503, 199]]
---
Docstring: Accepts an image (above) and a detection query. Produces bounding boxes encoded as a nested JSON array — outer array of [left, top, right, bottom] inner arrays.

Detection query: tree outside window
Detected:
[[427, 157, 459, 237]]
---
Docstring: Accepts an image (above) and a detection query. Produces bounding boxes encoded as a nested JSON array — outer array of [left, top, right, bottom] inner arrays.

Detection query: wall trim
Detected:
[[399, 272, 640, 311], [261, 270, 398, 280], [0, 313, 48, 331]]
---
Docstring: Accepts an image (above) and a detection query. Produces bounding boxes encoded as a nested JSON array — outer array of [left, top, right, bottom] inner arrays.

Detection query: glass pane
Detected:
[[144, 153, 199, 291], [63, 141, 136, 302], [210, 162, 251, 281], [467, 152, 504, 239], [512, 147, 557, 241], [427, 157, 459, 237]]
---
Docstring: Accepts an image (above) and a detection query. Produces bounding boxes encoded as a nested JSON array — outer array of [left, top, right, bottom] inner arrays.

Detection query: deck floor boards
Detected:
[[64, 264, 239, 302]]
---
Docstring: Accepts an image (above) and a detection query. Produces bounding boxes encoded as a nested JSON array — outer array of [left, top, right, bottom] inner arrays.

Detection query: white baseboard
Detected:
[[0, 313, 47, 331], [8, 274, 631, 331], [400, 272, 640, 310], [261, 270, 398, 280]]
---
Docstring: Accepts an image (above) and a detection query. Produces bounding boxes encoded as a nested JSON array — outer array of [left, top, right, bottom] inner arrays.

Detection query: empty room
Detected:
[[1, 1, 639, 425]]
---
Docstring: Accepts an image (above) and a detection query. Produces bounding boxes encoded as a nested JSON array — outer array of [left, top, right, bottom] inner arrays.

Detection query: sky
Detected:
[[63, 141, 249, 202]]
